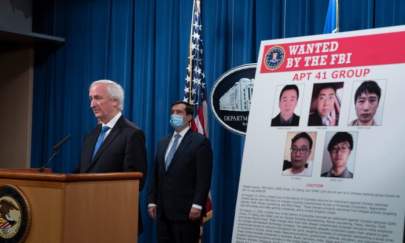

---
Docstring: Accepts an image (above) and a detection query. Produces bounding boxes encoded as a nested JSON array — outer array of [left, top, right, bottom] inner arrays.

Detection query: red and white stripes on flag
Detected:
[[191, 101, 208, 136]]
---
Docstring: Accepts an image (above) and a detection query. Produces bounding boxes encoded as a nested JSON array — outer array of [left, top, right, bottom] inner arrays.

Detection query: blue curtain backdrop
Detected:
[[31, 0, 405, 242]]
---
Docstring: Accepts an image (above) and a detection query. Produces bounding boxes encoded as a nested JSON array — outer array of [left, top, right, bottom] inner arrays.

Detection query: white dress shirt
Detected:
[[100, 112, 122, 138]]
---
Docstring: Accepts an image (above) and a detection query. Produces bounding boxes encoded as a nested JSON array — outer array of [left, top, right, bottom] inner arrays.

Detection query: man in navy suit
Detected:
[[79, 79, 147, 231], [148, 101, 213, 243]]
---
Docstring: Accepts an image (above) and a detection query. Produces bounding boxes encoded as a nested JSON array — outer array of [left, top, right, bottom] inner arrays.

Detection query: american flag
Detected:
[[183, 0, 208, 136], [183, 0, 212, 223]]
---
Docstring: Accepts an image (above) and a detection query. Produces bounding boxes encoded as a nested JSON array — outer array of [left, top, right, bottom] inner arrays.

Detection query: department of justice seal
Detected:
[[264, 46, 285, 70], [0, 185, 30, 243], [210, 63, 256, 135]]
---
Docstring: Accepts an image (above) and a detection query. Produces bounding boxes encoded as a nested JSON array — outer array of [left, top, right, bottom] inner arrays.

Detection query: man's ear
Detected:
[[186, 114, 193, 123], [112, 99, 120, 108]]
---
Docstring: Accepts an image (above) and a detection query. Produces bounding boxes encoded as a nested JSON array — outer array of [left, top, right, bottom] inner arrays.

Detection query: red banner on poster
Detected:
[[260, 31, 405, 73]]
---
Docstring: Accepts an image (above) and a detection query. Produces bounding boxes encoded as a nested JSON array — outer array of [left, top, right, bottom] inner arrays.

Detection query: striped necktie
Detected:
[[165, 133, 181, 170]]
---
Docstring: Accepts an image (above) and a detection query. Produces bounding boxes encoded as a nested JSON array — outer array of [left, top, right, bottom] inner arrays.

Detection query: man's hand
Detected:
[[333, 95, 341, 114], [189, 207, 201, 221], [327, 95, 340, 126], [329, 108, 337, 126], [148, 206, 157, 219]]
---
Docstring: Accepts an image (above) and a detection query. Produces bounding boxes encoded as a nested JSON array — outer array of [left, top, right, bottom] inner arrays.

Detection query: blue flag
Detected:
[[323, 0, 337, 33]]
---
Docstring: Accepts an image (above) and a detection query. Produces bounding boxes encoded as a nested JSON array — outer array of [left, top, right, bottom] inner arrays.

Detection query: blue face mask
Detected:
[[170, 114, 185, 129]]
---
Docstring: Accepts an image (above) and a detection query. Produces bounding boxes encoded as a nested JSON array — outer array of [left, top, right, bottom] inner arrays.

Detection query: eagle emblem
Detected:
[[0, 198, 19, 230], [0, 185, 30, 242]]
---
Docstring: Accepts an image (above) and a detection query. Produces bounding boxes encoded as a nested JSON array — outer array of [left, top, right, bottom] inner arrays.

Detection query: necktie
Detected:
[[165, 133, 181, 170], [92, 126, 110, 159]]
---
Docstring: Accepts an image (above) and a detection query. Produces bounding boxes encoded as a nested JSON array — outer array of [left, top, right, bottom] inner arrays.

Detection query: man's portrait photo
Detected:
[[271, 84, 302, 126], [321, 131, 358, 179], [349, 80, 384, 126], [308, 82, 344, 126], [282, 132, 316, 177]]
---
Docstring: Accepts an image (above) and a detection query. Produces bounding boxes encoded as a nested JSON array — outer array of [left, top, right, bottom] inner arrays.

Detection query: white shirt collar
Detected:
[[173, 126, 190, 138], [164, 126, 190, 161], [102, 112, 122, 129]]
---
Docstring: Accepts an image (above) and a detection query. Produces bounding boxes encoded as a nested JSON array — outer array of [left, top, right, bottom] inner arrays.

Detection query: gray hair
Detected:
[[90, 79, 124, 111]]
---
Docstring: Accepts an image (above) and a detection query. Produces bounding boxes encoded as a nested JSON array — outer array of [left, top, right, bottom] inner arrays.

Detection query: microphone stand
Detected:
[[39, 149, 60, 172], [39, 134, 71, 172]]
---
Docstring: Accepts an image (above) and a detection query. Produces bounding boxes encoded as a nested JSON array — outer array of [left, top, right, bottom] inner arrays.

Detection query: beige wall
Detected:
[[0, 47, 33, 168]]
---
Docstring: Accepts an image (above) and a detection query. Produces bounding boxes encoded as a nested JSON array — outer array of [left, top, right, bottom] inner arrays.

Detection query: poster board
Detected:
[[232, 25, 405, 242]]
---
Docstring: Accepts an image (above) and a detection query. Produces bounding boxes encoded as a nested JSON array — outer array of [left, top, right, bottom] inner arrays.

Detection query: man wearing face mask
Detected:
[[148, 101, 213, 243]]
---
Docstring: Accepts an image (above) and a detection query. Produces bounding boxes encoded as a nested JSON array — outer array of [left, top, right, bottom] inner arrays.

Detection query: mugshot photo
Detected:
[[308, 82, 344, 126], [271, 84, 304, 127], [348, 80, 385, 126], [321, 131, 358, 179], [282, 131, 317, 177]]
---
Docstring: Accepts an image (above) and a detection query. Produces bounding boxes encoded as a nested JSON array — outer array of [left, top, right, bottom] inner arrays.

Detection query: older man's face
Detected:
[[355, 92, 379, 124], [89, 84, 119, 123]]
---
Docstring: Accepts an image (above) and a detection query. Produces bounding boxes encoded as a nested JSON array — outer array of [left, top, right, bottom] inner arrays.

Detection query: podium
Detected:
[[0, 170, 142, 243]]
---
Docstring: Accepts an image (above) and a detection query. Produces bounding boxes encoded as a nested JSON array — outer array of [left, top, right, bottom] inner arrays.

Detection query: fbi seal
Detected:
[[264, 46, 285, 70]]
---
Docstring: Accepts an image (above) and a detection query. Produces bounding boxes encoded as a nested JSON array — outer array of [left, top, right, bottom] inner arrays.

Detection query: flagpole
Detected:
[[182, 1, 212, 239], [336, 0, 340, 33], [187, 0, 197, 104]]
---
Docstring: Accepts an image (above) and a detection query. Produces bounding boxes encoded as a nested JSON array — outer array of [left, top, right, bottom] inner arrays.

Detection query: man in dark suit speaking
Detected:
[[78, 79, 147, 231], [148, 101, 213, 243], [79, 79, 146, 179]]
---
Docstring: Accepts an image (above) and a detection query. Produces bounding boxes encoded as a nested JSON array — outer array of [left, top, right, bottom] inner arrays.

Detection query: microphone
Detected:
[[39, 134, 71, 172], [52, 134, 71, 151]]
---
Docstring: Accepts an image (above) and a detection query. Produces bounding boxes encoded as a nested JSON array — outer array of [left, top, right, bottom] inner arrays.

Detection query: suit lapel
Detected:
[[83, 116, 124, 172], [166, 130, 192, 171], [158, 136, 171, 172], [82, 125, 101, 170], [92, 125, 120, 162]]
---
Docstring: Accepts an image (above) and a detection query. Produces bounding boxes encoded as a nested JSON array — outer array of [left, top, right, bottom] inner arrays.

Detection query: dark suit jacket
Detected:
[[308, 112, 323, 126], [79, 115, 147, 181], [308, 112, 340, 126], [79, 115, 147, 233], [148, 129, 213, 221], [271, 113, 300, 126]]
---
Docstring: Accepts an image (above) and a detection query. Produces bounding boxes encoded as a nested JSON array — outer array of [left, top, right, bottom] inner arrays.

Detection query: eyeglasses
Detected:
[[290, 147, 309, 153], [331, 145, 350, 154]]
